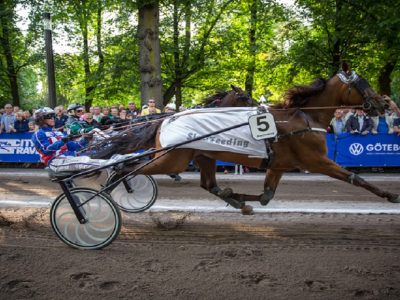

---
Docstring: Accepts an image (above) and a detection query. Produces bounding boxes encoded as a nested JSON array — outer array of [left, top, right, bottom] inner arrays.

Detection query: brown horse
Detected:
[[97, 65, 399, 214]]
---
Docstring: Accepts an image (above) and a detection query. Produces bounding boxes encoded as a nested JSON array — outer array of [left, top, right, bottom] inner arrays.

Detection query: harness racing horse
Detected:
[[94, 65, 399, 214]]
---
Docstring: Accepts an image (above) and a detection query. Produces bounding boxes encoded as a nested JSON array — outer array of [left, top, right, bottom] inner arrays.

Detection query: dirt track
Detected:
[[1, 173, 400, 299]]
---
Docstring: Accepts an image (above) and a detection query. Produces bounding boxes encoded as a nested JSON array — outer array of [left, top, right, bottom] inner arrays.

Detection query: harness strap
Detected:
[[277, 108, 327, 139], [310, 127, 328, 133], [278, 127, 327, 139]]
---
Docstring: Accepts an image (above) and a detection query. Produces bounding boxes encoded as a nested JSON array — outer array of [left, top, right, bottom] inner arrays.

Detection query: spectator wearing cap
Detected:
[[13, 111, 29, 133], [65, 103, 90, 135], [140, 99, 161, 116], [127, 101, 140, 118], [0, 103, 16, 134]]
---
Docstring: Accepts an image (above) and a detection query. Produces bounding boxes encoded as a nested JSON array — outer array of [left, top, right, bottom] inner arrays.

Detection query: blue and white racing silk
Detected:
[[31, 127, 87, 166]]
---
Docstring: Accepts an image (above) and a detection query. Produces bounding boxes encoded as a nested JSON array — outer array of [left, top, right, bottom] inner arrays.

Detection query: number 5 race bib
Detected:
[[248, 113, 277, 140]]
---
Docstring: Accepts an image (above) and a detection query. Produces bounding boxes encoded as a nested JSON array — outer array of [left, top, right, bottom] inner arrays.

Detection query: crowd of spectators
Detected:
[[0, 99, 183, 135], [1, 98, 400, 136], [0, 104, 36, 134], [328, 106, 400, 136]]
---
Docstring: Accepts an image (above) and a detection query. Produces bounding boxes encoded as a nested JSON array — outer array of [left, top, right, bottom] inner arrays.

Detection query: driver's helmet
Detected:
[[67, 103, 84, 114], [35, 107, 55, 126]]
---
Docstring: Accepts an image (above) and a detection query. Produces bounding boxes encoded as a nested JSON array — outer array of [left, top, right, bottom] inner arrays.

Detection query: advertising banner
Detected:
[[0, 132, 40, 163], [1, 132, 399, 167], [325, 134, 336, 161], [335, 133, 400, 167]]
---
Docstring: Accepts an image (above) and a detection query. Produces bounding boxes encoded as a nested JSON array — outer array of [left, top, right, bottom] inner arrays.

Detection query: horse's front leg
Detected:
[[301, 157, 400, 203], [261, 169, 283, 205], [194, 154, 253, 215]]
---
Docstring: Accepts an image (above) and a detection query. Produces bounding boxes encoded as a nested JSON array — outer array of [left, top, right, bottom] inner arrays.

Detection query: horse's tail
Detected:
[[90, 121, 160, 159]]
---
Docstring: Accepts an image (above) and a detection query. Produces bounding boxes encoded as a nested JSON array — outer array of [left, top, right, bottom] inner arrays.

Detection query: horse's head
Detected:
[[204, 85, 258, 108], [335, 63, 388, 115]]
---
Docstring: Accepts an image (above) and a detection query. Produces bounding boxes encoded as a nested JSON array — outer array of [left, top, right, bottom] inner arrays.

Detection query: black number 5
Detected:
[[256, 115, 269, 131]]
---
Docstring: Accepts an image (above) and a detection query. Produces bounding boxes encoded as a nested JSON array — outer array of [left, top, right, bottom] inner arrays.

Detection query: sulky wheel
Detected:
[[106, 173, 158, 213], [50, 187, 122, 250], [71, 170, 109, 190]]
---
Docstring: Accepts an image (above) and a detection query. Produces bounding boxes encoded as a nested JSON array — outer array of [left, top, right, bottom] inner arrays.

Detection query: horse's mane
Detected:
[[90, 121, 162, 159], [281, 78, 327, 108], [201, 91, 229, 106], [131, 112, 173, 124]]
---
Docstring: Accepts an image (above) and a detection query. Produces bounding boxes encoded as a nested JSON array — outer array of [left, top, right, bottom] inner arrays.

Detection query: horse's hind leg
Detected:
[[301, 157, 400, 203], [227, 169, 284, 207], [194, 155, 253, 215], [194, 155, 218, 191]]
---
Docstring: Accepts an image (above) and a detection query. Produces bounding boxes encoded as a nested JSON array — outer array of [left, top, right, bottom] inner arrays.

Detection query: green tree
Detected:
[[0, 0, 20, 106], [160, 0, 234, 108]]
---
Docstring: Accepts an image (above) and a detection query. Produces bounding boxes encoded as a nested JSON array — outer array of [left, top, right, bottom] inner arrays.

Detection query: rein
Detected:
[[268, 105, 363, 111], [275, 108, 327, 140]]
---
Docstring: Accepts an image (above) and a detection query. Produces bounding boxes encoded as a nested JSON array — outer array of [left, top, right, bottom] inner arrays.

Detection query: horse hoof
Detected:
[[388, 194, 400, 203], [260, 190, 274, 206], [241, 205, 254, 215], [219, 188, 233, 198]]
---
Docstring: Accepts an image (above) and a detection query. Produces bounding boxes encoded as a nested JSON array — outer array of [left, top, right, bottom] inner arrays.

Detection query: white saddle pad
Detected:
[[159, 107, 268, 158]]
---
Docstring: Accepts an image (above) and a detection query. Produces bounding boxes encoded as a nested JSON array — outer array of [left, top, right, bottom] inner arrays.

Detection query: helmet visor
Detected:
[[43, 113, 55, 119]]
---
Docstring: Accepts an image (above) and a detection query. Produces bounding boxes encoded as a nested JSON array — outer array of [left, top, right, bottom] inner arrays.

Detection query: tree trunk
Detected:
[[244, 0, 257, 97], [138, 1, 163, 108], [81, 20, 94, 110], [96, 0, 104, 80], [0, 2, 20, 106], [175, 80, 182, 109], [331, 0, 343, 75], [378, 60, 396, 96]]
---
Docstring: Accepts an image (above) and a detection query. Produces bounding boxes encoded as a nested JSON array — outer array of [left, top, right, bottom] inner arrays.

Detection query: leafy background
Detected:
[[0, 0, 399, 110]]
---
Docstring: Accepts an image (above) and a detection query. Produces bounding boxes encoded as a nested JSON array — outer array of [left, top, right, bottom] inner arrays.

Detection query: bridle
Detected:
[[236, 92, 257, 106], [206, 90, 256, 108], [337, 70, 377, 111]]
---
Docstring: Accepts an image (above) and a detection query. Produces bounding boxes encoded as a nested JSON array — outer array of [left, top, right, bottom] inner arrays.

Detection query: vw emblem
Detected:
[[349, 143, 364, 156]]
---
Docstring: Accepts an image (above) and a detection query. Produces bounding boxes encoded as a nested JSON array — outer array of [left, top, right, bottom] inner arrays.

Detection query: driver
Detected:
[[31, 107, 118, 173]]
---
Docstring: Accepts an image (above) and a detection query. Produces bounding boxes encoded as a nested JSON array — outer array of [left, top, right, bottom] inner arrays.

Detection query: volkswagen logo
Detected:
[[349, 143, 364, 156]]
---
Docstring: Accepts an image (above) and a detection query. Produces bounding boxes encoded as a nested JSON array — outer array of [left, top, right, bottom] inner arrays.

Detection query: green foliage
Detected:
[[1, 0, 398, 109]]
